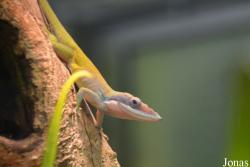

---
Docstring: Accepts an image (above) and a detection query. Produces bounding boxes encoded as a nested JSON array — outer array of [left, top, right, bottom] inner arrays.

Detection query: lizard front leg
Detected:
[[77, 87, 105, 128]]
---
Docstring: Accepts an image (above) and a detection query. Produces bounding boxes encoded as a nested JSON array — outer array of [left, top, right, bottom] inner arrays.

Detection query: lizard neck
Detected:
[[70, 48, 113, 95]]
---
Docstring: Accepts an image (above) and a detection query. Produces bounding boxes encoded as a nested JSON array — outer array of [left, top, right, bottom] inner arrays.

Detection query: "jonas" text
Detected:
[[223, 158, 248, 167]]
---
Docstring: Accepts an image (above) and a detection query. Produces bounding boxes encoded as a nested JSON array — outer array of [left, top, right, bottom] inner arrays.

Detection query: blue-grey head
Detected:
[[103, 92, 162, 122]]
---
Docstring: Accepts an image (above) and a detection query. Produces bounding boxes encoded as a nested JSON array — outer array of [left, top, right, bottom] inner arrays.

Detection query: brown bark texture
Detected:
[[0, 0, 120, 166]]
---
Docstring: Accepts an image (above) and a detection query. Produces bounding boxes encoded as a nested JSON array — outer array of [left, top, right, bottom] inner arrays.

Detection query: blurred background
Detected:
[[49, 0, 250, 166]]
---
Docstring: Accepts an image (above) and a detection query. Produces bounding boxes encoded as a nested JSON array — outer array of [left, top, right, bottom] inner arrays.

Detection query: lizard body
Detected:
[[38, 0, 162, 127]]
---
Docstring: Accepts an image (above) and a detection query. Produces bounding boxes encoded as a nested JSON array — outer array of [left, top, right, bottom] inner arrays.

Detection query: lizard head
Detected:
[[103, 92, 162, 122]]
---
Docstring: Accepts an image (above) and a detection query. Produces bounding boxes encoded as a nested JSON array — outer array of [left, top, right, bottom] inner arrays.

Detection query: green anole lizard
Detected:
[[38, 0, 162, 127]]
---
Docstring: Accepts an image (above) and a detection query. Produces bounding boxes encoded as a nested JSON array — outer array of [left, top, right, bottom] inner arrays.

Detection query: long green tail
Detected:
[[41, 71, 92, 167]]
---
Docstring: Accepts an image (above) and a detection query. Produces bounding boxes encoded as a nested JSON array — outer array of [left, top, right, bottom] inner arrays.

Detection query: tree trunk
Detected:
[[0, 0, 120, 166]]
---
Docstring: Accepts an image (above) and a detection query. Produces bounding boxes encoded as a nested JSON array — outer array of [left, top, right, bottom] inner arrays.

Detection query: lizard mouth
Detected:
[[119, 103, 162, 122], [104, 100, 162, 122]]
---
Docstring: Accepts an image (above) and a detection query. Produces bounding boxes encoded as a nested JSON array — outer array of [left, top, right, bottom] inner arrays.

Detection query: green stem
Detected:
[[41, 71, 92, 167]]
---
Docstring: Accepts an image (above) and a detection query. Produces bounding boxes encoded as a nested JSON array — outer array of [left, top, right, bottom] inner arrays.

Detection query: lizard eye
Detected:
[[132, 99, 137, 105], [130, 98, 141, 108]]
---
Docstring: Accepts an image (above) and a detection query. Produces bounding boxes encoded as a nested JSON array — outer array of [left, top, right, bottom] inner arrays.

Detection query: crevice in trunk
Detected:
[[0, 20, 34, 140]]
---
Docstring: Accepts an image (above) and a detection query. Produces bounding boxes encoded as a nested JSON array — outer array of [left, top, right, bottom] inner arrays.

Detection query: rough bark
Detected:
[[0, 0, 120, 166]]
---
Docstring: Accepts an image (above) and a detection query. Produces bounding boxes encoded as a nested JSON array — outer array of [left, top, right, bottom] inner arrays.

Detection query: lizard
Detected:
[[38, 0, 162, 128]]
